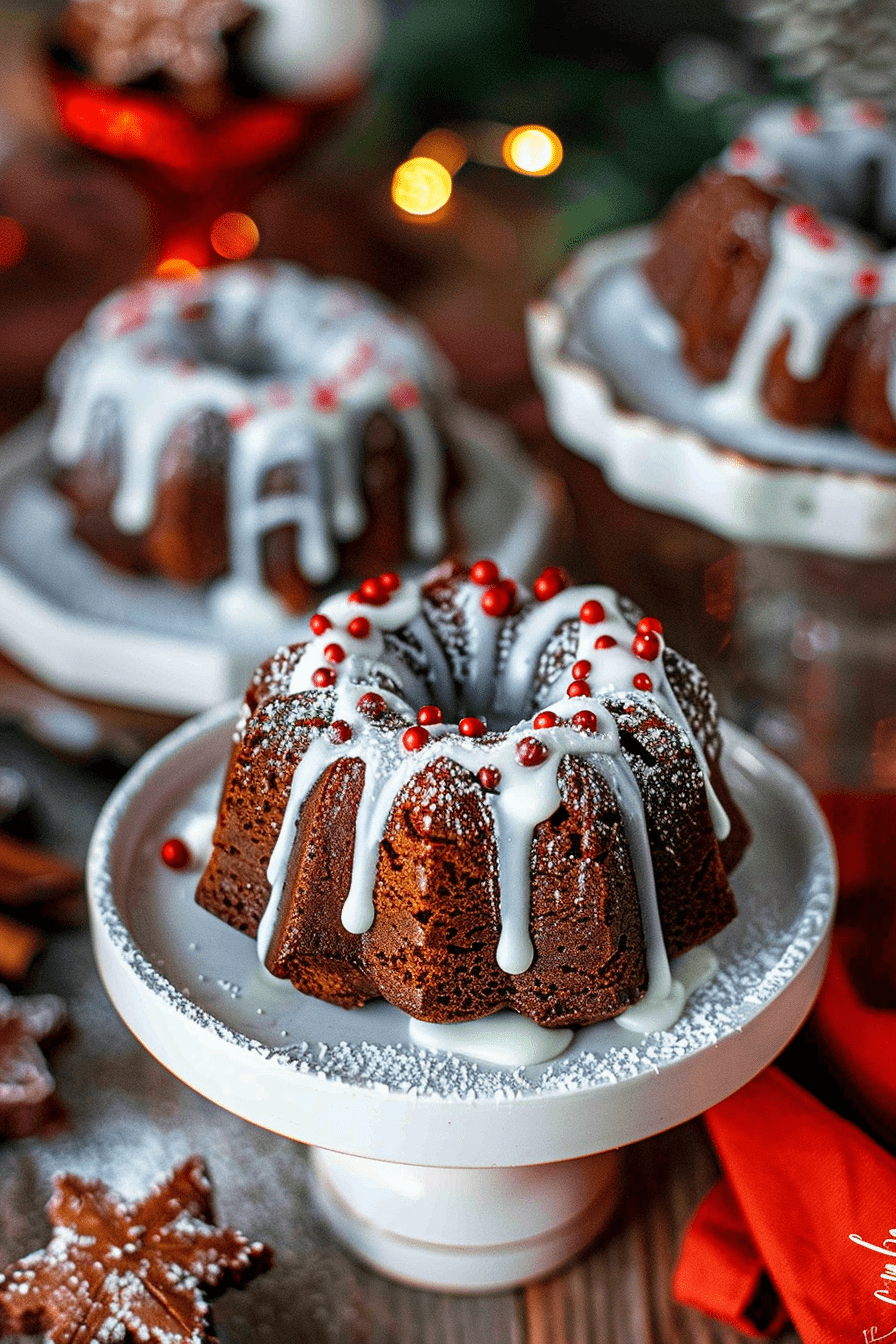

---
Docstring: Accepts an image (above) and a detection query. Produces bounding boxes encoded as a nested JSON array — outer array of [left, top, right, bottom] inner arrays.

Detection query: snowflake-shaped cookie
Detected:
[[0, 986, 66, 1139], [68, 0, 253, 87], [0, 1155, 273, 1342]]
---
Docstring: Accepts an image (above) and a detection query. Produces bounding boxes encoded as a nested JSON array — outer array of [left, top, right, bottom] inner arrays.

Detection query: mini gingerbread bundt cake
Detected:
[[48, 260, 454, 615], [572, 100, 896, 460], [196, 562, 750, 1030]]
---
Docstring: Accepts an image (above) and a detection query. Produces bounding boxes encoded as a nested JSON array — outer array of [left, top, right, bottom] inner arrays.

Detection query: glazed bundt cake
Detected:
[[48, 260, 454, 615], [640, 100, 896, 451], [196, 562, 750, 1031]]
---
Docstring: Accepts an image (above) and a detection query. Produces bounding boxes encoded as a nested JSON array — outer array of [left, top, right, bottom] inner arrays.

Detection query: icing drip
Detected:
[[49, 261, 450, 607], [701, 206, 874, 427], [255, 573, 731, 1034]]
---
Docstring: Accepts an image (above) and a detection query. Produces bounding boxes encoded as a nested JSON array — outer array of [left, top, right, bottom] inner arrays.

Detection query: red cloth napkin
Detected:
[[675, 1065, 896, 1340]]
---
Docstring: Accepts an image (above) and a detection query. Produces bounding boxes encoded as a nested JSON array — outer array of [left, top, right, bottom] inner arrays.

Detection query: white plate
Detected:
[[528, 228, 896, 558], [0, 406, 563, 714], [88, 704, 836, 1169]]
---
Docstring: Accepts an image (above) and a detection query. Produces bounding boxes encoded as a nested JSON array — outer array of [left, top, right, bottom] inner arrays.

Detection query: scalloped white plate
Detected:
[[528, 228, 896, 558]]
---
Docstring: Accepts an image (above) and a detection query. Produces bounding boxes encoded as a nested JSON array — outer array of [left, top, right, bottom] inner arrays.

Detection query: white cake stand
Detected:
[[528, 228, 896, 560], [0, 406, 563, 715], [87, 705, 836, 1292]]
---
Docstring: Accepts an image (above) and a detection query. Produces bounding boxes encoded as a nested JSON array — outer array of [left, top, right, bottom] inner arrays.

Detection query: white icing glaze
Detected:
[[49, 261, 450, 612], [409, 1012, 574, 1067], [708, 100, 896, 432], [255, 572, 733, 1034]]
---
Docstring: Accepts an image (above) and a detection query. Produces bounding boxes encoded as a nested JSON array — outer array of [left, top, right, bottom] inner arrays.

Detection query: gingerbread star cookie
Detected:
[[65, 0, 252, 87], [0, 985, 66, 1139], [0, 1155, 273, 1342]]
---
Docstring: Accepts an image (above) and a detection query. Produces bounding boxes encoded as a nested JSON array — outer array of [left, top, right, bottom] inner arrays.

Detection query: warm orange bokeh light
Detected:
[[210, 211, 260, 260], [155, 258, 202, 281], [0, 217, 27, 269], [502, 125, 563, 176], [392, 157, 452, 217], [410, 128, 468, 176]]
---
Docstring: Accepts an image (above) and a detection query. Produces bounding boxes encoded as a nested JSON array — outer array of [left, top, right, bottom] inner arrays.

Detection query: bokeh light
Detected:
[[0, 217, 26, 269], [502, 125, 563, 176], [392, 157, 452, 217], [410, 128, 468, 176], [155, 258, 202, 281], [210, 211, 260, 260]]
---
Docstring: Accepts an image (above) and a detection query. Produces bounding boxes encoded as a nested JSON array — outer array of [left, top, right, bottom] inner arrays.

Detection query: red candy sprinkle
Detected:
[[811, 224, 835, 251], [516, 737, 549, 767], [478, 766, 501, 791], [533, 711, 560, 729], [380, 572, 401, 592], [567, 680, 591, 698], [310, 613, 331, 636], [329, 720, 352, 743], [855, 267, 881, 299], [854, 101, 886, 128], [160, 837, 190, 869], [312, 383, 338, 412], [571, 659, 592, 680], [347, 616, 370, 639], [729, 136, 757, 165], [227, 405, 256, 429], [360, 576, 389, 606], [787, 204, 818, 234], [580, 600, 605, 624], [637, 616, 663, 635], [572, 710, 598, 732], [390, 381, 420, 410], [312, 667, 336, 687], [533, 566, 569, 601], [794, 106, 820, 133], [459, 716, 486, 737], [417, 705, 443, 725], [323, 643, 345, 664], [348, 590, 362, 603], [594, 634, 617, 650], [357, 692, 387, 719], [470, 559, 500, 586], [481, 584, 512, 617], [633, 631, 661, 661], [633, 673, 653, 691], [403, 726, 430, 751]]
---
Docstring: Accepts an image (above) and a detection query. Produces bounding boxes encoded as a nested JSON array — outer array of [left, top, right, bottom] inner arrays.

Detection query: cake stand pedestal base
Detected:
[[309, 1148, 621, 1292]]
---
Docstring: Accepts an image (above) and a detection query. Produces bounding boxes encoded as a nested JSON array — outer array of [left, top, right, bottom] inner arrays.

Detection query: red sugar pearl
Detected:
[[855, 267, 881, 299], [793, 106, 820, 133], [572, 710, 598, 732], [633, 673, 653, 692], [459, 716, 486, 737], [533, 566, 569, 601], [402, 725, 430, 752], [729, 136, 757, 165], [380, 571, 401, 592], [312, 667, 336, 687], [323, 643, 345, 664], [348, 590, 362, 603], [470, 559, 500, 586], [516, 736, 549, 767], [417, 704, 443, 725], [347, 616, 370, 639], [481, 583, 513, 617], [636, 616, 663, 636], [310, 613, 331, 636], [594, 634, 617, 650], [357, 692, 387, 719], [478, 766, 501, 791], [360, 576, 389, 606], [160, 837, 190, 870], [580, 599, 605, 625], [633, 631, 661, 661], [571, 659, 592, 680], [567, 680, 591, 698], [811, 224, 836, 251], [329, 720, 352, 743], [533, 711, 560, 729], [787, 204, 818, 234]]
